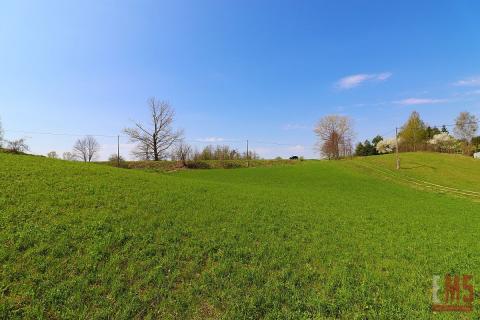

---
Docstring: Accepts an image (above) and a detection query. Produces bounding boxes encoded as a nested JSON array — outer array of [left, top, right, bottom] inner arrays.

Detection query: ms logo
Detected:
[[432, 274, 474, 312]]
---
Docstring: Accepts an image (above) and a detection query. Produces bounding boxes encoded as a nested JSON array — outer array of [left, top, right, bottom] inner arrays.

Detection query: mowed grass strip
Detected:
[[354, 152, 480, 193], [1, 153, 480, 319]]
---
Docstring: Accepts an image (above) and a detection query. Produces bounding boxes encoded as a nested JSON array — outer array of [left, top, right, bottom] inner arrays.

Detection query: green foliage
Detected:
[[441, 125, 449, 133], [425, 126, 441, 139], [355, 142, 365, 156], [399, 111, 427, 151], [371, 135, 383, 146], [2, 152, 480, 318], [355, 139, 377, 156], [472, 136, 480, 150]]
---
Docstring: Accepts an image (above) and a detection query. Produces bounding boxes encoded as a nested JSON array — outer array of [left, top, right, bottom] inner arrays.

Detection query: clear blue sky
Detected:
[[1, 0, 480, 159]]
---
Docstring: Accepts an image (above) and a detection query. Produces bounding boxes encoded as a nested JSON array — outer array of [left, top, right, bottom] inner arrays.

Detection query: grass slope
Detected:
[[1, 153, 480, 319], [353, 152, 480, 194]]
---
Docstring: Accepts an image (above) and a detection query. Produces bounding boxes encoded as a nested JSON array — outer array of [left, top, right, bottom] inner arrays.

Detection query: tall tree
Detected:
[[399, 111, 427, 151], [441, 125, 449, 133], [454, 111, 478, 143], [73, 136, 100, 162], [355, 142, 365, 156], [124, 98, 183, 161], [371, 135, 383, 147], [426, 126, 441, 139], [314, 115, 354, 159]]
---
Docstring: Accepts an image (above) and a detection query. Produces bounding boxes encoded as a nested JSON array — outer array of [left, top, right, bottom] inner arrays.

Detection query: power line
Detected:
[[436, 121, 479, 128], [249, 140, 305, 147], [4, 128, 310, 148], [4, 129, 121, 138]]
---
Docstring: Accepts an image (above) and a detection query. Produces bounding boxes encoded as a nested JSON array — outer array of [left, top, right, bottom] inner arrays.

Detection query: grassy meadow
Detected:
[[1, 152, 480, 318]]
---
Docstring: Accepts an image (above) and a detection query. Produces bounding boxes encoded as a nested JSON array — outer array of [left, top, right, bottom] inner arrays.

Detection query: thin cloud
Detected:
[[394, 98, 447, 105], [453, 76, 480, 87], [335, 72, 392, 89]]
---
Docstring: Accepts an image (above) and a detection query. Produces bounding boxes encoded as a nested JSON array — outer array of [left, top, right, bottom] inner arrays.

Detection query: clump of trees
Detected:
[[428, 132, 457, 152], [7, 139, 30, 153], [47, 151, 59, 159], [314, 115, 354, 159], [124, 98, 183, 161], [170, 143, 260, 164], [62, 152, 75, 161], [355, 135, 383, 156], [359, 111, 479, 157], [0, 117, 30, 154]]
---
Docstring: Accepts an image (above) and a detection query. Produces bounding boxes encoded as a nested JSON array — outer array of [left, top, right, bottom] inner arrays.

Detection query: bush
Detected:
[[185, 161, 211, 169], [108, 154, 126, 162], [223, 161, 243, 169]]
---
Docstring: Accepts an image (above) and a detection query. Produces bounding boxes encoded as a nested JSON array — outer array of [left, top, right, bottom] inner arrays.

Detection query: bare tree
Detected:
[[314, 115, 354, 159], [131, 141, 154, 161], [7, 138, 29, 153], [47, 151, 59, 159], [172, 141, 192, 165], [62, 152, 76, 161], [124, 98, 183, 161], [454, 111, 478, 143], [73, 136, 100, 162]]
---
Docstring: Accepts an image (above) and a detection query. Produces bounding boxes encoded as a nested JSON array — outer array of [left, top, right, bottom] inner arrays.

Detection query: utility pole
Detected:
[[117, 135, 120, 167], [246, 139, 249, 168], [395, 127, 400, 170]]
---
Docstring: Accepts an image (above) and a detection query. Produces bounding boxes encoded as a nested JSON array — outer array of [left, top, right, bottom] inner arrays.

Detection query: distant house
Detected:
[[474, 152, 480, 159]]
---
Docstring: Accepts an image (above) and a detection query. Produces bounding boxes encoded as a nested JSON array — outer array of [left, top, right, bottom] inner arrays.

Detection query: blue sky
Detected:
[[1, 0, 480, 159]]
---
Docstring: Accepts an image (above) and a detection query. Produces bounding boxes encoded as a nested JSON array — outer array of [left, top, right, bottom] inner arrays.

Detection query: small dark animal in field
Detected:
[[289, 156, 299, 160]]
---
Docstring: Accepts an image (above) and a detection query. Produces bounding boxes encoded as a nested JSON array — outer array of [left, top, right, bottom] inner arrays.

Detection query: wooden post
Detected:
[[395, 127, 400, 170], [117, 135, 120, 167], [246, 139, 249, 168]]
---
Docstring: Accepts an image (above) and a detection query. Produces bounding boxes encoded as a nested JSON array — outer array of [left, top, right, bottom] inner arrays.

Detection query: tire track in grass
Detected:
[[350, 160, 480, 201]]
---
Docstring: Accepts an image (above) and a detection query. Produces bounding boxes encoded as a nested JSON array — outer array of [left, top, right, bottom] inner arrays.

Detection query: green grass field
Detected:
[[1, 152, 480, 318]]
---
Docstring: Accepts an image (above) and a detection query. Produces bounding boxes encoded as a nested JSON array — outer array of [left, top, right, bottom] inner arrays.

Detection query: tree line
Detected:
[[354, 111, 479, 157], [0, 98, 261, 164], [313, 111, 479, 159], [2, 104, 479, 162]]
